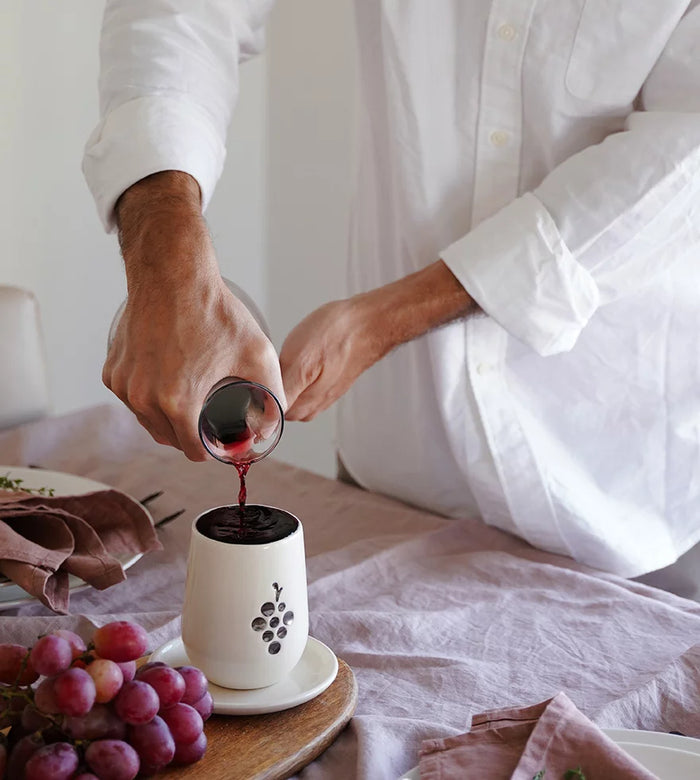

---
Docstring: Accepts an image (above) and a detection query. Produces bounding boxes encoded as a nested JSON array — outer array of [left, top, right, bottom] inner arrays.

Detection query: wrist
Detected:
[[354, 260, 475, 357], [117, 169, 201, 224], [115, 172, 218, 294], [117, 171, 203, 255]]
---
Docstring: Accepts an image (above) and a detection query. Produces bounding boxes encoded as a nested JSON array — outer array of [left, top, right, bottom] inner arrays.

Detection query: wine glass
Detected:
[[198, 378, 284, 465]]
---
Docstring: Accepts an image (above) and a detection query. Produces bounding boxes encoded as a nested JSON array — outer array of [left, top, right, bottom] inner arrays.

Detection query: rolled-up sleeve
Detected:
[[83, 0, 275, 232], [441, 193, 600, 356], [442, 5, 700, 357]]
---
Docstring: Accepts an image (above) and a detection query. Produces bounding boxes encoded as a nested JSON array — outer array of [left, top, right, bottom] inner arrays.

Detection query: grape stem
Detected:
[[1, 684, 64, 733], [273, 582, 283, 603], [13, 649, 30, 688]]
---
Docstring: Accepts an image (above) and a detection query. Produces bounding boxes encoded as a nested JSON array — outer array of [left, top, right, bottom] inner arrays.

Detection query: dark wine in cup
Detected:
[[196, 506, 298, 545]]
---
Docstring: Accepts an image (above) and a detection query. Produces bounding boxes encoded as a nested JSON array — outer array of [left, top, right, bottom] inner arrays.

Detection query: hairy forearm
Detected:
[[115, 171, 216, 295], [357, 260, 478, 359]]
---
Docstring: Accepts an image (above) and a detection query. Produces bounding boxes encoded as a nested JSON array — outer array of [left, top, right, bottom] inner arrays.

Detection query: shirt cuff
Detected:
[[82, 95, 226, 233], [441, 193, 601, 356]]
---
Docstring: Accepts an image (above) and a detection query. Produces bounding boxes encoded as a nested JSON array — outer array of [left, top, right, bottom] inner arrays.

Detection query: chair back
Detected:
[[0, 285, 50, 429]]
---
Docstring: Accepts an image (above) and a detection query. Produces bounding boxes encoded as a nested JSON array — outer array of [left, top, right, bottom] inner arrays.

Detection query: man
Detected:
[[84, 1, 700, 578]]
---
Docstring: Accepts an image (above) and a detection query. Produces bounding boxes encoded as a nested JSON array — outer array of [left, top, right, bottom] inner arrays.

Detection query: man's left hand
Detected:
[[280, 260, 475, 421], [280, 296, 384, 421]]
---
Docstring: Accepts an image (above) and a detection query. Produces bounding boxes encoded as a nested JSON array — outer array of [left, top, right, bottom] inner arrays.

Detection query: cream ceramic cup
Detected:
[[181, 505, 309, 689]]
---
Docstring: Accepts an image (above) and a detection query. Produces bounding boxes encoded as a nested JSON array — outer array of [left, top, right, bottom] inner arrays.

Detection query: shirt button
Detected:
[[490, 130, 510, 147], [497, 23, 517, 41], [476, 363, 492, 376]]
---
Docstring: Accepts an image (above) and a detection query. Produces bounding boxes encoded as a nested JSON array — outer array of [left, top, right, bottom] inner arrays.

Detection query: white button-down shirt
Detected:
[[84, 0, 700, 577]]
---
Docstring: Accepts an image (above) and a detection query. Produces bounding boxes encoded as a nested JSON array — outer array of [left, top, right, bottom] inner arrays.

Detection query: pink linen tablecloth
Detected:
[[0, 404, 699, 779]]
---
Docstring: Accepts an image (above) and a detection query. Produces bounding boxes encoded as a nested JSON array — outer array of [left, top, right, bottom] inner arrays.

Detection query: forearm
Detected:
[[84, 1, 276, 232], [115, 171, 219, 295], [356, 260, 478, 360]]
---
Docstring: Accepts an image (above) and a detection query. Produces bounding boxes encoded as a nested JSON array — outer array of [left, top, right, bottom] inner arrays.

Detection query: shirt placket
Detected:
[[465, 0, 569, 554], [470, 0, 533, 227]]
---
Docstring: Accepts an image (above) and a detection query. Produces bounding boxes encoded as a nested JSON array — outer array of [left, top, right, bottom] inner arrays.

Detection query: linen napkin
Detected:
[[0, 489, 162, 613], [419, 692, 658, 779]]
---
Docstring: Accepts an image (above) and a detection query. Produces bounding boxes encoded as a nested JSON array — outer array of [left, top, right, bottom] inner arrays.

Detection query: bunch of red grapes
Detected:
[[0, 621, 213, 779]]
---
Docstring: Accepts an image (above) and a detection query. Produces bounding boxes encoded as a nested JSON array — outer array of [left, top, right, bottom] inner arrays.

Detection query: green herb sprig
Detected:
[[0, 474, 55, 496], [531, 769, 587, 780]]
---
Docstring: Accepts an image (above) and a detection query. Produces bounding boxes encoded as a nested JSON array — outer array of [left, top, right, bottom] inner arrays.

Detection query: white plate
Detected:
[[0, 466, 149, 609], [399, 729, 700, 780], [150, 635, 338, 715]]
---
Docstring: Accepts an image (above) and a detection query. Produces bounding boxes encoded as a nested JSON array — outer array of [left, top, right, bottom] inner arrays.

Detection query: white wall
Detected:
[[265, 0, 356, 477], [0, 0, 356, 478], [0, 2, 124, 414]]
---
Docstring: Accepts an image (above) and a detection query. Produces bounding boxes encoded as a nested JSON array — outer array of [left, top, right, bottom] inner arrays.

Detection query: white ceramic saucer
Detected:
[[150, 635, 338, 716]]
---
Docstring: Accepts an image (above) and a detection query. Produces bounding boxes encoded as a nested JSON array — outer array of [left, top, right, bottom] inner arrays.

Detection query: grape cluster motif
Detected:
[[251, 582, 294, 655]]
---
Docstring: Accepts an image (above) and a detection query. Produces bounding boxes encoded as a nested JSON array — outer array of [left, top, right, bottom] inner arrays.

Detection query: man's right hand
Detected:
[[104, 171, 285, 461]]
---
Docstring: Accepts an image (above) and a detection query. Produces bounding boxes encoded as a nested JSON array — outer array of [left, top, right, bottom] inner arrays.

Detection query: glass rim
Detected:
[[197, 379, 285, 464]]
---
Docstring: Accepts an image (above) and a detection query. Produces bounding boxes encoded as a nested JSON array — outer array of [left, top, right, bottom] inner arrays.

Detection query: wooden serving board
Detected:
[[159, 658, 357, 780]]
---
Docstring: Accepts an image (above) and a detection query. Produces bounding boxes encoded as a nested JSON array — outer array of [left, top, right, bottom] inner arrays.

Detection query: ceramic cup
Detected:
[[181, 505, 309, 689]]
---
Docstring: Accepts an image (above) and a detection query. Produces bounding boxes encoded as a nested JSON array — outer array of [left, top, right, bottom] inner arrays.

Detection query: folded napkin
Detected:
[[0, 489, 162, 613], [419, 692, 658, 779]]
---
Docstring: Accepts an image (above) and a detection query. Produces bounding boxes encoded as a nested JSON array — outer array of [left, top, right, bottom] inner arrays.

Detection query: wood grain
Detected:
[[159, 659, 357, 780]]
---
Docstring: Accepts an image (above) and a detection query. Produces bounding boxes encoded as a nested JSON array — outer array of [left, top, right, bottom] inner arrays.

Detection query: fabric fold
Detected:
[[419, 692, 659, 779], [0, 489, 162, 613]]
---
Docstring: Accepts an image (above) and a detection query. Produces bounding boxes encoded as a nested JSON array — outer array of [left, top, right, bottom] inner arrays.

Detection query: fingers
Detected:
[[156, 390, 210, 461], [285, 388, 328, 422], [281, 359, 332, 421], [133, 411, 178, 448], [279, 365, 313, 421], [104, 361, 210, 461]]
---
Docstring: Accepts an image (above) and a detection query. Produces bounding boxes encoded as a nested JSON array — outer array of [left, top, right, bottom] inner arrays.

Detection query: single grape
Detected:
[[34, 677, 60, 714], [0, 644, 39, 685], [172, 730, 207, 766], [128, 715, 175, 769], [176, 665, 208, 705], [86, 657, 124, 703], [53, 667, 96, 716], [24, 742, 79, 780], [85, 739, 140, 780], [93, 621, 148, 663], [21, 704, 52, 732], [190, 690, 214, 721], [52, 629, 87, 659], [113, 680, 159, 725], [160, 702, 203, 746], [30, 634, 73, 677], [137, 665, 185, 709], [116, 660, 137, 682], [62, 703, 127, 741], [5, 733, 44, 780]]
